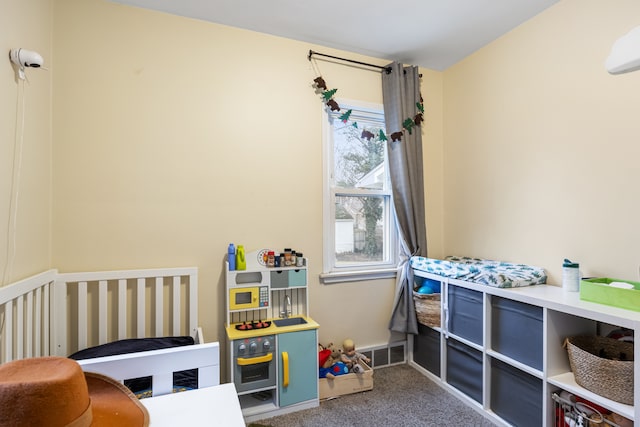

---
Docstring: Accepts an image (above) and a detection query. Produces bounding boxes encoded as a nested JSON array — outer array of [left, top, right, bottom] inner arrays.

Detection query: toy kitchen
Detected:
[[225, 247, 319, 422]]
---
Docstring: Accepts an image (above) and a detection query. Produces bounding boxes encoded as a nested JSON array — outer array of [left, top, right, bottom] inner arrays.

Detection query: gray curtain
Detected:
[[382, 62, 428, 335]]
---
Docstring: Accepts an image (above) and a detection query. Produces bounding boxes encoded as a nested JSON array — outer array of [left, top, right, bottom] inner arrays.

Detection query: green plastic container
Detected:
[[580, 277, 640, 312]]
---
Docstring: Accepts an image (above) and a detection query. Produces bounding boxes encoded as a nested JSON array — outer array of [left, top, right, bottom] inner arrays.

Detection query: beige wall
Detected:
[[444, 0, 640, 284], [51, 0, 444, 373], [10, 0, 640, 374], [0, 0, 52, 285]]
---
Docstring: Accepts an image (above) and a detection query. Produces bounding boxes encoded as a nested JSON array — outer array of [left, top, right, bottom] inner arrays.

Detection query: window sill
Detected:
[[320, 267, 398, 284]]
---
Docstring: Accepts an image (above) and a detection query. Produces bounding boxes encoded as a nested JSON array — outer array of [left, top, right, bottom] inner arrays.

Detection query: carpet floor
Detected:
[[252, 364, 498, 427]]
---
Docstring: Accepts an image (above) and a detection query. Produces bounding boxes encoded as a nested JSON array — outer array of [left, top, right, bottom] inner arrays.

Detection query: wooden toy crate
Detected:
[[319, 363, 373, 400]]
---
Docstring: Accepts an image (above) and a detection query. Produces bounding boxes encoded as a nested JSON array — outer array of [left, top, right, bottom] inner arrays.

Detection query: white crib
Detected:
[[0, 267, 246, 425], [0, 267, 199, 361]]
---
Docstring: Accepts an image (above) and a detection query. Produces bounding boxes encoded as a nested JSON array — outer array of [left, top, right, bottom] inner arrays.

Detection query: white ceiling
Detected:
[[109, 0, 559, 71]]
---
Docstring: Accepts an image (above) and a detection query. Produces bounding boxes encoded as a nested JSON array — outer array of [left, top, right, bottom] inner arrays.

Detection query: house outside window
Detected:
[[321, 99, 398, 283]]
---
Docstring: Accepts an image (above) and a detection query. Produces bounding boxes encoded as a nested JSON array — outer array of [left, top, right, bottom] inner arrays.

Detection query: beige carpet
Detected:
[[252, 364, 498, 427]]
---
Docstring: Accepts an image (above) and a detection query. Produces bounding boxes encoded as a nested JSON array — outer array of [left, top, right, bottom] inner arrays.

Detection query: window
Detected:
[[321, 99, 398, 283]]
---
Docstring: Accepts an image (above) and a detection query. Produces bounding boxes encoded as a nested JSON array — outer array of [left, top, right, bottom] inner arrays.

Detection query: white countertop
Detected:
[[141, 383, 245, 426]]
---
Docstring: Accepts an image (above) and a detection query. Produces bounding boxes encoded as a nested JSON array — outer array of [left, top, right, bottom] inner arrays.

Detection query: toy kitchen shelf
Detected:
[[225, 250, 309, 326], [225, 249, 319, 423], [410, 273, 640, 427]]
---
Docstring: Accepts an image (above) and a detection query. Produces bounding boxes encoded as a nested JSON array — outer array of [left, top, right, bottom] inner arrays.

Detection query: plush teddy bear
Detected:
[[340, 338, 370, 374], [318, 342, 349, 379]]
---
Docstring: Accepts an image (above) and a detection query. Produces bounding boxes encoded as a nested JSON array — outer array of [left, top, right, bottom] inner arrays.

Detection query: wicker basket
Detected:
[[565, 335, 634, 405], [413, 291, 441, 327]]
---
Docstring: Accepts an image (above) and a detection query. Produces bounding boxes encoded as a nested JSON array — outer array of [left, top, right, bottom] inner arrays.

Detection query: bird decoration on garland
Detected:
[[311, 75, 424, 143]]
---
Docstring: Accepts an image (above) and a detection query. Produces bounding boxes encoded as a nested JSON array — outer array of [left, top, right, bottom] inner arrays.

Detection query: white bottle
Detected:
[[562, 259, 580, 292]]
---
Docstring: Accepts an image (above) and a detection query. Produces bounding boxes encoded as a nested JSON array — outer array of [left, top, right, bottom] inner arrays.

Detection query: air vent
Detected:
[[360, 341, 406, 368]]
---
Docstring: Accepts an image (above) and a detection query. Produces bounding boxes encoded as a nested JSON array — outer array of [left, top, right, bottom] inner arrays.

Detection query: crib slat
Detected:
[[26, 291, 33, 357], [172, 275, 180, 336], [16, 295, 23, 359], [98, 280, 108, 344], [0, 267, 199, 358], [34, 287, 42, 356], [78, 281, 88, 350], [155, 277, 163, 337], [3, 302, 14, 362], [189, 272, 198, 337], [51, 278, 68, 357], [118, 279, 126, 340], [136, 278, 145, 338], [43, 284, 49, 356]]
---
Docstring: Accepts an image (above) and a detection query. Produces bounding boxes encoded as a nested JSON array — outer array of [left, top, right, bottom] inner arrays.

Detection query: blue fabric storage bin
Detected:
[[491, 296, 543, 370], [446, 338, 482, 403], [490, 358, 542, 427], [448, 285, 483, 345], [414, 323, 441, 376]]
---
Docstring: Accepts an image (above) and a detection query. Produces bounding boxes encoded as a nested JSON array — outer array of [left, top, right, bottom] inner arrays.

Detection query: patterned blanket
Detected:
[[410, 256, 546, 288]]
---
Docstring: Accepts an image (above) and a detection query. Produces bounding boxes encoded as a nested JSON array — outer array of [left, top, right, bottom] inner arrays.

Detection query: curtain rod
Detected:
[[308, 50, 392, 74], [307, 50, 422, 77]]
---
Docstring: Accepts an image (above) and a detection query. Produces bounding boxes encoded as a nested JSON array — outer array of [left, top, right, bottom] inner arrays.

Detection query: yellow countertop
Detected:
[[226, 316, 319, 340]]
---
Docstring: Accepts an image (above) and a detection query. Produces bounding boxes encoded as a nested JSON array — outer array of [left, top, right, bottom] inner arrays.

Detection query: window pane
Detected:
[[334, 195, 387, 264], [333, 123, 386, 191]]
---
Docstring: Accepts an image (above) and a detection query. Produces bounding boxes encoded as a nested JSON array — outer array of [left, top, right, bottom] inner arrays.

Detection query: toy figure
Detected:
[[318, 342, 349, 379], [319, 361, 349, 379], [340, 338, 371, 373]]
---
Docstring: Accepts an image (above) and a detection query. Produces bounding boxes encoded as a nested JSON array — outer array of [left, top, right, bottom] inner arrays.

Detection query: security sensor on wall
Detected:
[[9, 48, 44, 80]]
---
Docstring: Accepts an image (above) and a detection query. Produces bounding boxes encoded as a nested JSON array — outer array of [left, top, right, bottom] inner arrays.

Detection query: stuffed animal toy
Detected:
[[318, 343, 332, 368], [319, 361, 349, 379], [318, 343, 349, 379], [340, 338, 370, 373]]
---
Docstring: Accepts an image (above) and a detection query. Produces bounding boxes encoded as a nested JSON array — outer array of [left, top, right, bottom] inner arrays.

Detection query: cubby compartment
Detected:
[[413, 323, 441, 376], [446, 338, 482, 403], [448, 285, 483, 344], [490, 357, 543, 427], [231, 270, 265, 285], [491, 296, 543, 370]]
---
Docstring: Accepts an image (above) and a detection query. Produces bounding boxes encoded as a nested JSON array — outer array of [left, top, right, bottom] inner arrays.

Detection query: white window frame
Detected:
[[320, 98, 399, 284]]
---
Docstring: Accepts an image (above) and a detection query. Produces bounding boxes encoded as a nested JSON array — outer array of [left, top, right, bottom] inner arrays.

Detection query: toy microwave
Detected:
[[229, 286, 269, 310]]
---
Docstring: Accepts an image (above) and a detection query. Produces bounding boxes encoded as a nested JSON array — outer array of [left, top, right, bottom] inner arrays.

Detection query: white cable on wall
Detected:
[[2, 48, 43, 336], [2, 78, 26, 287]]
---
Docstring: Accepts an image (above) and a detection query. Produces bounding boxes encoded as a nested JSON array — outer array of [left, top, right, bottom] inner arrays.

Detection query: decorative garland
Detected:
[[312, 76, 424, 142]]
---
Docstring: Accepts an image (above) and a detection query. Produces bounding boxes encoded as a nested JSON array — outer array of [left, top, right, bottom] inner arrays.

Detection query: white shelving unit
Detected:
[[410, 274, 640, 427]]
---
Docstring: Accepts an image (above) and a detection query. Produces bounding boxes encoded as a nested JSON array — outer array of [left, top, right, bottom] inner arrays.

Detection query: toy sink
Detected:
[[273, 317, 308, 327], [580, 277, 640, 312]]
